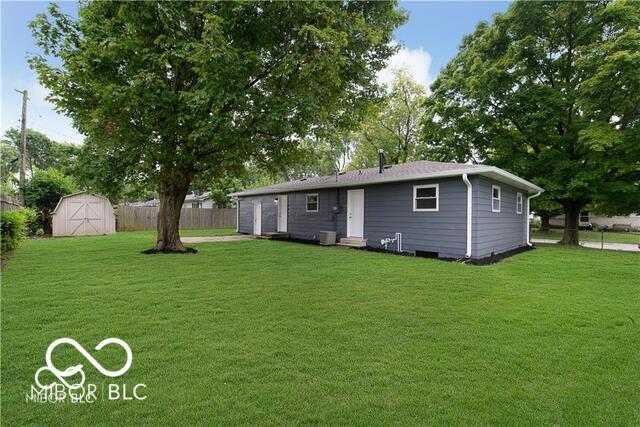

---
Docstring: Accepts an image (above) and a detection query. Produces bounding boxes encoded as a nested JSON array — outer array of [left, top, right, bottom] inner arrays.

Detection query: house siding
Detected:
[[472, 176, 528, 258], [237, 175, 530, 260], [361, 178, 468, 258], [286, 189, 342, 240], [237, 195, 277, 234]]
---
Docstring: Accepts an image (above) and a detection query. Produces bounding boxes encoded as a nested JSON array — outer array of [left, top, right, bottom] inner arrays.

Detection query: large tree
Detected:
[[351, 67, 426, 169], [421, 0, 640, 244], [30, 1, 405, 252], [1, 128, 79, 177]]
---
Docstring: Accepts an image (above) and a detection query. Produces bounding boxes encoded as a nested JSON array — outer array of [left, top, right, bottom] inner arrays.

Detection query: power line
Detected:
[[25, 98, 83, 144]]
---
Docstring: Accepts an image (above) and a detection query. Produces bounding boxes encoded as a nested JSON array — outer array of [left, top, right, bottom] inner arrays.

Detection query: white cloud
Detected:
[[377, 46, 433, 93]]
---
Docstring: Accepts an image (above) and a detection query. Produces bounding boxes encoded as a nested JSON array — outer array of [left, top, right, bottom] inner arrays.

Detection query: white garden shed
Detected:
[[52, 192, 116, 237]]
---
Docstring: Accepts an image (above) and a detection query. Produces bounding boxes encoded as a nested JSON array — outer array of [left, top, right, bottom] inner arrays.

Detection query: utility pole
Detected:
[[15, 89, 28, 205]]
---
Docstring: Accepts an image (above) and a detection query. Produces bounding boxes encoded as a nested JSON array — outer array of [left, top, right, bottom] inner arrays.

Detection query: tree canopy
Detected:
[[30, 1, 406, 251], [421, 0, 640, 244], [350, 67, 427, 169]]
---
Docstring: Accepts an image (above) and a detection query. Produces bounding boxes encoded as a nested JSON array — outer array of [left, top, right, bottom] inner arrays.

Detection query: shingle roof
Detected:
[[230, 160, 543, 197]]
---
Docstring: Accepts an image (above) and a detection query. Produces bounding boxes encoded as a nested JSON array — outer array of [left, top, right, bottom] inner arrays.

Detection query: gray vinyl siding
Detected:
[[363, 178, 467, 258], [237, 195, 277, 234], [237, 174, 530, 260], [286, 189, 341, 240], [472, 176, 528, 258]]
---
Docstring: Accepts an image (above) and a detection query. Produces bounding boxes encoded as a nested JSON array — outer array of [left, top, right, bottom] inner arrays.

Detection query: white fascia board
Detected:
[[230, 166, 544, 197]]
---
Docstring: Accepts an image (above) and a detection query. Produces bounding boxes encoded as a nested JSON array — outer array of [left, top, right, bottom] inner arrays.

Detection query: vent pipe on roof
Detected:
[[378, 149, 385, 173]]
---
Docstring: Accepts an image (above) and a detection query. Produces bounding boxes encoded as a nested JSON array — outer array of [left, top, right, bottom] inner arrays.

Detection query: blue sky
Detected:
[[1, 1, 509, 145]]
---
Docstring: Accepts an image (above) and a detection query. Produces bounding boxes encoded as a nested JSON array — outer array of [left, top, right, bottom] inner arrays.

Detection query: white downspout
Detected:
[[462, 174, 472, 258], [526, 192, 541, 246], [235, 197, 239, 232]]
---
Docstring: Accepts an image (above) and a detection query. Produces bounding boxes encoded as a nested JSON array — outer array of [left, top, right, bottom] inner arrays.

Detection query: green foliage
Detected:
[[1, 210, 26, 252], [1, 128, 79, 176], [351, 68, 427, 169], [24, 168, 77, 234], [422, 0, 640, 218], [19, 207, 41, 236], [29, 1, 406, 200], [71, 141, 152, 203]]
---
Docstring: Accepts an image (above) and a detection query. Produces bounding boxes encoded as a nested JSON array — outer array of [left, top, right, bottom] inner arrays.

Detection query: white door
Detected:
[[347, 189, 364, 238], [277, 195, 288, 232], [67, 194, 106, 236], [67, 198, 86, 236], [84, 198, 105, 235], [253, 201, 262, 235]]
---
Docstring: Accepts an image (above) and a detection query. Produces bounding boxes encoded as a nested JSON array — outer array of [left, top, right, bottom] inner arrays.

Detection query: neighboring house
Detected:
[[550, 212, 640, 231], [127, 192, 216, 209], [183, 192, 215, 209], [230, 160, 544, 261]]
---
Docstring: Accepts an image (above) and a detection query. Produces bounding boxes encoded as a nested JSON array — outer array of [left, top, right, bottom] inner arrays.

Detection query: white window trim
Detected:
[[492, 185, 501, 213], [413, 184, 439, 212], [516, 192, 523, 215], [305, 193, 319, 213]]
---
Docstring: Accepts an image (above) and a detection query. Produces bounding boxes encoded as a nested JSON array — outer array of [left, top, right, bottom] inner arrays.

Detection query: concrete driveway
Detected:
[[532, 239, 640, 252]]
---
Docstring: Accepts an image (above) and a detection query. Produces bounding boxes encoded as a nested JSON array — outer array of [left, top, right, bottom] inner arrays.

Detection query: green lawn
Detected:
[[2, 233, 639, 425], [532, 228, 640, 244]]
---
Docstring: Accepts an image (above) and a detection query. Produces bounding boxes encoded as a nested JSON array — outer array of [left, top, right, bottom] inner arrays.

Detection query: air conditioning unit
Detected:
[[319, 231, 336, 246]]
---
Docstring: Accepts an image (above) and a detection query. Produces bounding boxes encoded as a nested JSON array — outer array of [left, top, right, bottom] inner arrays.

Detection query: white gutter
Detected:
[[462, 174, 472, 258], [526, 192, 541, 246]]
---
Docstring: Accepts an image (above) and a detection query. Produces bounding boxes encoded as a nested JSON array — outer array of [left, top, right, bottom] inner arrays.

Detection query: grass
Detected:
[[2, 232, 639, 425], [532, 228, 640, 244]]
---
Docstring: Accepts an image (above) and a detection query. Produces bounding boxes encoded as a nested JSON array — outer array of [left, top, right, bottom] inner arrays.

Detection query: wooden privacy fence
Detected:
[[0, 194, 22, 212], [116, 205, 236, 231]]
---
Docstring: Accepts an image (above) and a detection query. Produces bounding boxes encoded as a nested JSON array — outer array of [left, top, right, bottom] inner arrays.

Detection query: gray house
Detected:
[[231, 160, 543, 260]]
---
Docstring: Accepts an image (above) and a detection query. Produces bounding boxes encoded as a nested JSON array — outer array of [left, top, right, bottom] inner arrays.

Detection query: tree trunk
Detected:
[[151, 179, 194, 253], [540, 214, 551, 232], [560, 201, 581, 245], [42, 212, 52, 235]]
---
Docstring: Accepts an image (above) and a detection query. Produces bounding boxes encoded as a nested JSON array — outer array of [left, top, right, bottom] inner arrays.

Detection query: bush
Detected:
[[20, 207, 40, 236], [1, 210, 26, 253], [24, 168, 77, 234]]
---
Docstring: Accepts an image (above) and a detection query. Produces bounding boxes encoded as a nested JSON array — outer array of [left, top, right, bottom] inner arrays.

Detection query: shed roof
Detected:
[[51, 191, 113, 215], [230, 160, 544, 197]]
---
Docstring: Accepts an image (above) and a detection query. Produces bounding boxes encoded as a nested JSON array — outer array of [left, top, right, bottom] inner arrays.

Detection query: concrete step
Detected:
[[337, 237, 367, 248]]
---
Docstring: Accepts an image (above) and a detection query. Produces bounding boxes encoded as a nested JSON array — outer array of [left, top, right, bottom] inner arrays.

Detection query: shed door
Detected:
[[253, 201, 262, 235], [277, 195, 288, 233], [67, 198, 86, 236], [347, 189, 364, 238], [66, 195, 105, 236], [85, 199, 105, 235]]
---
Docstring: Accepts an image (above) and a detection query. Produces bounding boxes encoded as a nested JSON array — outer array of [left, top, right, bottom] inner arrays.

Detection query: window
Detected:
[[580, 211, 590, 223], [492, 185, 501, 212], [516, 192, 523, 215], [413, 184, 439, 212], [306, 194, 319, 212], [191, 202, 201, 209]]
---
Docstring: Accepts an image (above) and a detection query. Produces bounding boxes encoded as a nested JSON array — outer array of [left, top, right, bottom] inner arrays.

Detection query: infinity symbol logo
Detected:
[[34, 338, 133, 390]]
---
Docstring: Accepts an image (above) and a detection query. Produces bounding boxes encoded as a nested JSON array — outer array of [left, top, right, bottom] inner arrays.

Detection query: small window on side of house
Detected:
[[580, 211, 590, 223], [516, 192, 523, 215], [192, 202, 201, 209], [413, 184, 439, 212], [306, 194, 319, 212], [492, 185, 501, 213]]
